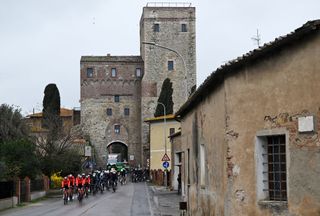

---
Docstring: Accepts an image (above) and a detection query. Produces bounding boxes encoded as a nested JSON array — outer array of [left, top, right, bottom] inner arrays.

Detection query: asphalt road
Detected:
[[1, 182, 153, 216]]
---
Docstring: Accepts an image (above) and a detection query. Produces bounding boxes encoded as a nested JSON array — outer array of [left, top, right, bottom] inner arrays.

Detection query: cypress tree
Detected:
[[154, 78, 174, 117], [42, 83, 61, 129]]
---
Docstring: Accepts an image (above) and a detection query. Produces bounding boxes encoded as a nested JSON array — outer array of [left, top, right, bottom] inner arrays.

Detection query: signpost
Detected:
[[162, 161, 169, 169], [161, 153, 170, 162]]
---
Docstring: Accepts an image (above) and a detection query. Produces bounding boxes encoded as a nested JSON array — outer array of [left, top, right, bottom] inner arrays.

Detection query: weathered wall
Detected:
[[80, 57, 143, 166], [181, 32, 320, 215], [224, 32, 320, 216], [140, 6, 196, 167], [181, 82, 227, 216]]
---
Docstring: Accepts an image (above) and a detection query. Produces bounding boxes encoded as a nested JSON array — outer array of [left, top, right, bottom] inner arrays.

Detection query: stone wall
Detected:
[[140, 6, 196, 167], [80, 56, 143, 166]]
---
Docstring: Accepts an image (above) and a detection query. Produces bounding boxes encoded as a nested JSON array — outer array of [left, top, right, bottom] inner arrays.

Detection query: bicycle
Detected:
[[62, 188, 68, 205]]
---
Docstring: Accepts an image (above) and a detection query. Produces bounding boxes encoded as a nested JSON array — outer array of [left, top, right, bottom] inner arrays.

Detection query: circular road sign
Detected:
[[162, 161, 169, 169]]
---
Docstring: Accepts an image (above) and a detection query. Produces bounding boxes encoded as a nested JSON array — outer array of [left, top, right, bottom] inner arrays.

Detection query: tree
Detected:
[[0, 139, 40, 179], [42, 83, 61, 131], [0, 104, 29, 143], [154, 78, 174, 117], [0, 104, 40, 180]]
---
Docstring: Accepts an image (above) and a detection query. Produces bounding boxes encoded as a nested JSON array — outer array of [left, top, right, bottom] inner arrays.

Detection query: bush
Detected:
[[50, 172, 63, 189]]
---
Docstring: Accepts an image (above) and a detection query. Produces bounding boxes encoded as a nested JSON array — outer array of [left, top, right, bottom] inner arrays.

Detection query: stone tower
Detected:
[[140, 3, 196, 166], [80, 55, 143, 166], [80, 3, 196, 168]]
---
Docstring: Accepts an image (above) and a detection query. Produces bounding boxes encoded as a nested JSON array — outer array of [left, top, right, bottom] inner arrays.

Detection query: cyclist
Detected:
[[120, 168, 127, 185], [61, 177, 70, 204], [76, 174, 85, 201], [68, 174, 75, 201], [110, 168, 118, 192], [84, 175, 91, 197]]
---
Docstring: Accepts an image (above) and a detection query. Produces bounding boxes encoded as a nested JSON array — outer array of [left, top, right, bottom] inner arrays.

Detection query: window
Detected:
[[87, 68, 93, 78], [124, 108, 130, 116], [168, 61, 174, 71], [200, 144, 205, 187], [111, 68, 117, 77], [114, 125, 120, 134], [256, 133, 287, 202], [181, 24, 187, 32], [114, 95, 120, 102], [153, 23, 160, 32], [265, 135, 287, 201], [170, 128, 175, 135], [136, 68, 142, 77], [106, 108, 112, 116]]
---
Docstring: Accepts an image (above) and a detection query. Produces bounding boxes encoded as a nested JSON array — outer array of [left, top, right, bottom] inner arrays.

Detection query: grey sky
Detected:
[[0, 0, 319, 115]]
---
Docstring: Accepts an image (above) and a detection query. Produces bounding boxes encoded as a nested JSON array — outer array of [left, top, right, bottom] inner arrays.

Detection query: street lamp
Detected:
[[142, 41, 188, 99], [157, 102, 168, 187], [157, 102, 167, 154]]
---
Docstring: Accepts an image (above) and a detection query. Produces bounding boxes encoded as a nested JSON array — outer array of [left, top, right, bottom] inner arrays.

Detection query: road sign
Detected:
[[161, 153, 170, 161], [163, 161, 169, 169], [84, 146, 92, 157]]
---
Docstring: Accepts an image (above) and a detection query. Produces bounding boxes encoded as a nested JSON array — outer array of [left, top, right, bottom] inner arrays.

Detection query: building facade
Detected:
[[80, 3, 196, 167], [176, 20, 320, 215], [144, 114, 180, 171]]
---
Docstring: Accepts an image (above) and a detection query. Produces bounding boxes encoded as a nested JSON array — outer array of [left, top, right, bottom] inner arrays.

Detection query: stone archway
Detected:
[[107, 141, 128, 162]]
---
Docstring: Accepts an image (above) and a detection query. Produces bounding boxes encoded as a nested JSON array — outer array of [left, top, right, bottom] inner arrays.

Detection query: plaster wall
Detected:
[[224, 33, 320, 216], [149, 120, 180, 170], [181, 32, 320, 215]]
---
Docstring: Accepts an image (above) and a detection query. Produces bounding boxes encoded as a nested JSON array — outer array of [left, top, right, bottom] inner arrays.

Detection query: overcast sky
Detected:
[[0, 0, 319, 115]]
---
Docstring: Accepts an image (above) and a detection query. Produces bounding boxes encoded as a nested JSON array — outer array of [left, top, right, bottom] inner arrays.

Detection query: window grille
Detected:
[[262, 135, 287, 201]]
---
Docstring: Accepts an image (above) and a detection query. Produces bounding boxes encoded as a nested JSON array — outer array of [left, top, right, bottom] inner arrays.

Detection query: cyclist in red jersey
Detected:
[[61, 177, 70, 204], [68, 174, 75, 201]]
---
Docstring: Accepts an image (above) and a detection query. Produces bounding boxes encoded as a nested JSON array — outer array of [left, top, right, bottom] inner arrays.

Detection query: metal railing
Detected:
[[146, 2, 192, 7]]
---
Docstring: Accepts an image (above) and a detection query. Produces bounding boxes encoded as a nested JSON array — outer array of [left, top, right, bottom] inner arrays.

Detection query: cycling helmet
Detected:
[[64, 177, 67, 180]]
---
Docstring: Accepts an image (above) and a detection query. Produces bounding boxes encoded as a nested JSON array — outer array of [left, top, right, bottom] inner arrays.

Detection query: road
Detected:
[[1, 182, 153, 216]]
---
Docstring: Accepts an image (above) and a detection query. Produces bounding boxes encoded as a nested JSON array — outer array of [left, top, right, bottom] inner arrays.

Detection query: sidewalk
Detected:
[[147, 183, 182, 216]]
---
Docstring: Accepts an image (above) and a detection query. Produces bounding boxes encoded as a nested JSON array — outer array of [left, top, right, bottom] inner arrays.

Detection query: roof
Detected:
[[81, 55, 143, 63], [27, 108, 73, 118], [144, 114, 176, 123], [176, 19, 320, 118]]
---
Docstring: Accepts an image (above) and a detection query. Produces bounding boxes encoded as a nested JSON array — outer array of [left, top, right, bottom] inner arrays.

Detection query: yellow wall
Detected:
[[149, 119, 180, 170]]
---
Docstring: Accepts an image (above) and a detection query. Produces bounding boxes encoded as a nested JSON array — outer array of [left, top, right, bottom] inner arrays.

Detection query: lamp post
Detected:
[[157, 102, 168, 187], [142, 41, 188, 99]]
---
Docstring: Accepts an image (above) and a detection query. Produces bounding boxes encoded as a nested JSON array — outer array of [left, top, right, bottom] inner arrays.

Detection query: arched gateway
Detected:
[[106, 141, 128, 162]]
